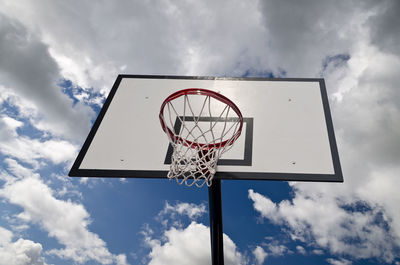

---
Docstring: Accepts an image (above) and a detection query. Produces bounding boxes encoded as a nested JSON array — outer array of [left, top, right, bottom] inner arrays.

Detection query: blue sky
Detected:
[[1, 0, 400, 264]]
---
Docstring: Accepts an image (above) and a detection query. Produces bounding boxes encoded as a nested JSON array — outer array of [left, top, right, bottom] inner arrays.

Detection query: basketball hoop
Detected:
[[159, 89, 243, 187]]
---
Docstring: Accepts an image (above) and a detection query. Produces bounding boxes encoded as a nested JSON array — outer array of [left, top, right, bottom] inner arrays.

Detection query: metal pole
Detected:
[[208, 179, 224, 265]]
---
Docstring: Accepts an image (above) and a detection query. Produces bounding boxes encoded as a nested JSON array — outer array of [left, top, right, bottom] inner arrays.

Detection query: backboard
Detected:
[[69, 75, 343, 182]]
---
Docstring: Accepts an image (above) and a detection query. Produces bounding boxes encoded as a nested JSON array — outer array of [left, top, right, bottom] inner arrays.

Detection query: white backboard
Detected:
[[69, 75, 342, 182]]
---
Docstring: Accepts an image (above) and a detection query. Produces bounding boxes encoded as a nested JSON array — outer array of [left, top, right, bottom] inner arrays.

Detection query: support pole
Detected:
[[208, 179, 224, 265]]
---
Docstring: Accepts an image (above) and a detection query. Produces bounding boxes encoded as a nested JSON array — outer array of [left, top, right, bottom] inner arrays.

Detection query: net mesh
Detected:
[[160, 90, 242, 187]]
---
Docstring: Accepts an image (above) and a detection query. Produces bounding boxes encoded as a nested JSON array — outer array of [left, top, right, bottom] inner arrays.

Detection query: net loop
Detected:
[[160, 89, 243, 187]]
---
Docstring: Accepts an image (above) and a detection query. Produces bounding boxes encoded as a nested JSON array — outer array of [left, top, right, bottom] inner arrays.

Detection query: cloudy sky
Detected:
[[0, 0, 400, 264]]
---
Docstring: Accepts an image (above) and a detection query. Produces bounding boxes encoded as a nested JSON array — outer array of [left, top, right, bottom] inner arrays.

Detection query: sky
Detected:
[[0, 0, 399, 264]]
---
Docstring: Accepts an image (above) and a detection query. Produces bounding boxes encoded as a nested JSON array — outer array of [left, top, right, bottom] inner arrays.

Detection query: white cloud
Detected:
[[2, 158, 39, 182], [266, 243, 287, 256], [114, 254, 129, 265], [367, 0, 400, 55], [1, 0, 269, 90], [145, 221, 244, 265], [248, 189, 399, 263], [248, 190, 279, 223], [252, 241, 289, 264], [326, 258, 352, 265], [159, 201, 207, 220], [0, 115, 78, 166], [258, 0, 377, 77], [1, 116, 23, 132], [296, 245, 306, 255], [313, 249, 324, 255], [0, 226, 46, 265], [0, 85, 38, 119], [253, 246, 267, 265], [0, 14, 94, 141], [332, 47, 400, 167], [156, 201, 207, 228], [0, 115, 22, 141], [357, 168, 400, 237], [0, 177, 128, 265], [0, 226, 13, 245]]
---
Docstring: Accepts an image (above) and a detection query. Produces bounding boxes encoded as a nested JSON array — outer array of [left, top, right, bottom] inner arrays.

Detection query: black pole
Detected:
[[208, 179, 224, 265]]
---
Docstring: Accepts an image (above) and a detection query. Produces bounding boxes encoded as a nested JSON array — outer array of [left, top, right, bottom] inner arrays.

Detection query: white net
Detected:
[[160, 89, 243, 187]]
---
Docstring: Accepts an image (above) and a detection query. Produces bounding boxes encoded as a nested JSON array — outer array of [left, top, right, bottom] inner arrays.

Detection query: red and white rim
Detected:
[[159, 88, 243, 149]]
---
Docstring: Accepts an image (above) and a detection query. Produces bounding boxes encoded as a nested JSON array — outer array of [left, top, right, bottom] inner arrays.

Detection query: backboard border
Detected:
[[69, 74, 343, 182]]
